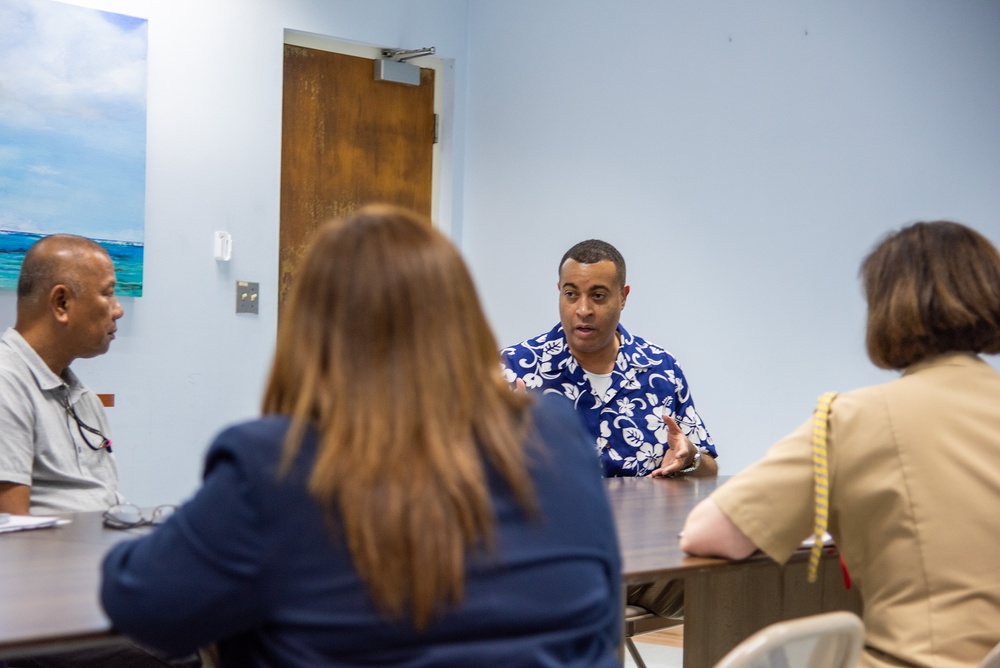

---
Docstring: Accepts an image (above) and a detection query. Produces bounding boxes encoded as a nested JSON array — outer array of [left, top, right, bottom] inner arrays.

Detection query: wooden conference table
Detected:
[[607, 475, 861, 668], [0, 477, 860, 665], [0, 511, 136, 659]]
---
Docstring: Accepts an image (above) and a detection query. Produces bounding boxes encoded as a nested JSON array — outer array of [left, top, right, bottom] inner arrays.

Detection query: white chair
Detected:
[[713, 611, 864, 668], [624, 604, 682, 668], [979, 641, 1000, 668]]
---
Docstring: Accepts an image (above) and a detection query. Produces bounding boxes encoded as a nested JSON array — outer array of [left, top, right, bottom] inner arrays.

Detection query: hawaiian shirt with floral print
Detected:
[[501, 323, 717, 477]]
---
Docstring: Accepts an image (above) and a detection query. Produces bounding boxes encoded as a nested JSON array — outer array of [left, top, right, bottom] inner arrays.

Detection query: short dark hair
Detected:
[[861, 220, 1000, 369], [559, 239, 626, 289]]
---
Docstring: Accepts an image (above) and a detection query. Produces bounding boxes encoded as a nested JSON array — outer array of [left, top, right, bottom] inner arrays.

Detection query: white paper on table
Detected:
[[801, 532, 834, 547], [0, 514, 71, 534]]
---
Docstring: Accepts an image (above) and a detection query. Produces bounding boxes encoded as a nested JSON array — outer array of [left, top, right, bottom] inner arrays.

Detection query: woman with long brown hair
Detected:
[[100, 205, 622, 666]]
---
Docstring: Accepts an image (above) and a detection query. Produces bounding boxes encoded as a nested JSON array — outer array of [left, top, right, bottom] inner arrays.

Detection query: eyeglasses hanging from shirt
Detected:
[[62, 391, 113, 452]]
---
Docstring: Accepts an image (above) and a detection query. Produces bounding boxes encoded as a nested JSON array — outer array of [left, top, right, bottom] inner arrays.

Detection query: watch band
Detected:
[[678, 450, 702, 474]]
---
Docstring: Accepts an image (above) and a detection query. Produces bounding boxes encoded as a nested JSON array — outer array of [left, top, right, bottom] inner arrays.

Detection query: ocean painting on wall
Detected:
[[0, 0, 147, 296]]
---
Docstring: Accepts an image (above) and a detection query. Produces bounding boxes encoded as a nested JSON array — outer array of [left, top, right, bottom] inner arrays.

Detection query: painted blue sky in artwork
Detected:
[[0, 0, 147, 243]]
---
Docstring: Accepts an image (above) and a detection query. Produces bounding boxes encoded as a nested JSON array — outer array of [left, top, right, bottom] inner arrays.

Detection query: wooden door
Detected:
[[279, 45, 435, 309]]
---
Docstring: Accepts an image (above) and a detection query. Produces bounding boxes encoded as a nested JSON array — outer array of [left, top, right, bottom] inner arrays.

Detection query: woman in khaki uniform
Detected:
[[682, 220, 1000, 668]]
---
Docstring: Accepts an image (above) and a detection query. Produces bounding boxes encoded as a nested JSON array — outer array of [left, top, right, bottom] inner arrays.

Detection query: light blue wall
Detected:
[[3, 1, 998, 503], [462, 1, 1000, 474], [0, 0, 471, 505]]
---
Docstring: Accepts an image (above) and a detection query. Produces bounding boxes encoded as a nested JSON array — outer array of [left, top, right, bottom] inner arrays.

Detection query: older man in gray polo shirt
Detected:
[[0, 234, 123, 514], [0, 236, 203, 667]]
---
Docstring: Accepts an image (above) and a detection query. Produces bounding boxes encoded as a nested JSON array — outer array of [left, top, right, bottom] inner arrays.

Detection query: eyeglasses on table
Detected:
[[102, 503, 177, 530]]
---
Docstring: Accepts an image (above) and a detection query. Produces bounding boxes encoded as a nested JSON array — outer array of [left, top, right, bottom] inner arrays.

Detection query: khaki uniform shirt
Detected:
[[713, 353, 1000, 668]]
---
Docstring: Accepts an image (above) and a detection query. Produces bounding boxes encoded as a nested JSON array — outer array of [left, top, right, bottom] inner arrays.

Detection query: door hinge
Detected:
[[433, 114, 439, 145]]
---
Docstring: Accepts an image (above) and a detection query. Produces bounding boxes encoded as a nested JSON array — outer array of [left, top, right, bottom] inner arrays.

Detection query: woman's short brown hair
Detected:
[[862, 220, 1000, 369]]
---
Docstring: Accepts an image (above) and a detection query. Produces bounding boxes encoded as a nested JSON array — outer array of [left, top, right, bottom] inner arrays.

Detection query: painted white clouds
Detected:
[[0, 0, 147, 133]]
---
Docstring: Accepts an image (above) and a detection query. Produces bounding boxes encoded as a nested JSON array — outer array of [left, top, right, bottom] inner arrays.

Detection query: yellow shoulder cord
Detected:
[[808, 391, 838, 583]]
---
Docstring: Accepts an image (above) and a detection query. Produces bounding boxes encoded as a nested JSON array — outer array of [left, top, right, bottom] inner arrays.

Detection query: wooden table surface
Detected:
[[0, 511, 141, 658], [605, 475, 862, 668], [604, 475, 730, 584], [2, 477, 860, 666]]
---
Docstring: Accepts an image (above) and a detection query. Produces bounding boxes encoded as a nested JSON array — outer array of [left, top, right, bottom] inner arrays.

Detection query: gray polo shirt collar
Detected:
[[2, 328, 86, 403]]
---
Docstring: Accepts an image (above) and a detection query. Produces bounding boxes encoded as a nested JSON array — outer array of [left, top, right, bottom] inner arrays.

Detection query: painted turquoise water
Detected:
[[0, 230, 143, 297]]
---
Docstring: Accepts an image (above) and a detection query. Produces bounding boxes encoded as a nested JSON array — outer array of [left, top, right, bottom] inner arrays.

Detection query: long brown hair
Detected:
[[262, 204, 534, 628], [861, 220, 1000, 369]]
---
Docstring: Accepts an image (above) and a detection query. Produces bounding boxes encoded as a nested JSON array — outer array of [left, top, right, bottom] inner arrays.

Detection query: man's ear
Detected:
[[49, 284, 72, 323], [620, 284, 630, 308]]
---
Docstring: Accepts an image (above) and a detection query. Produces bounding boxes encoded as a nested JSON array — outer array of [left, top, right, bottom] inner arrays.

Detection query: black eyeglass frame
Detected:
[[64, 400, 113, 452]]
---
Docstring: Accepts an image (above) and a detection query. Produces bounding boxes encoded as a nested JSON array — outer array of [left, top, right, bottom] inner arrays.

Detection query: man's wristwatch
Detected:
[[678, 447, 708, 475]]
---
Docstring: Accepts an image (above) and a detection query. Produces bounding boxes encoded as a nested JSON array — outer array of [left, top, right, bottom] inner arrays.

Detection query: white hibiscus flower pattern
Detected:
[[500, 323, 716, 477]]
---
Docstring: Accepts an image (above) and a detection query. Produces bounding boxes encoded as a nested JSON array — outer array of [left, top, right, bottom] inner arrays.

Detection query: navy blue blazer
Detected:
[[101, 394, 622, 667]]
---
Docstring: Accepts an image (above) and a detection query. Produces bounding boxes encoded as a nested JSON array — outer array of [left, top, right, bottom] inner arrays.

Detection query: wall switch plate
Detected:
[[236, 281, 259, 314]]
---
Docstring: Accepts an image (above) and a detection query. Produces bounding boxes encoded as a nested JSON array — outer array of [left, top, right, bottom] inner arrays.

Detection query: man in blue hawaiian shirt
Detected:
[[501, 239, 718, 620], [501, 239, 718, 478]]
